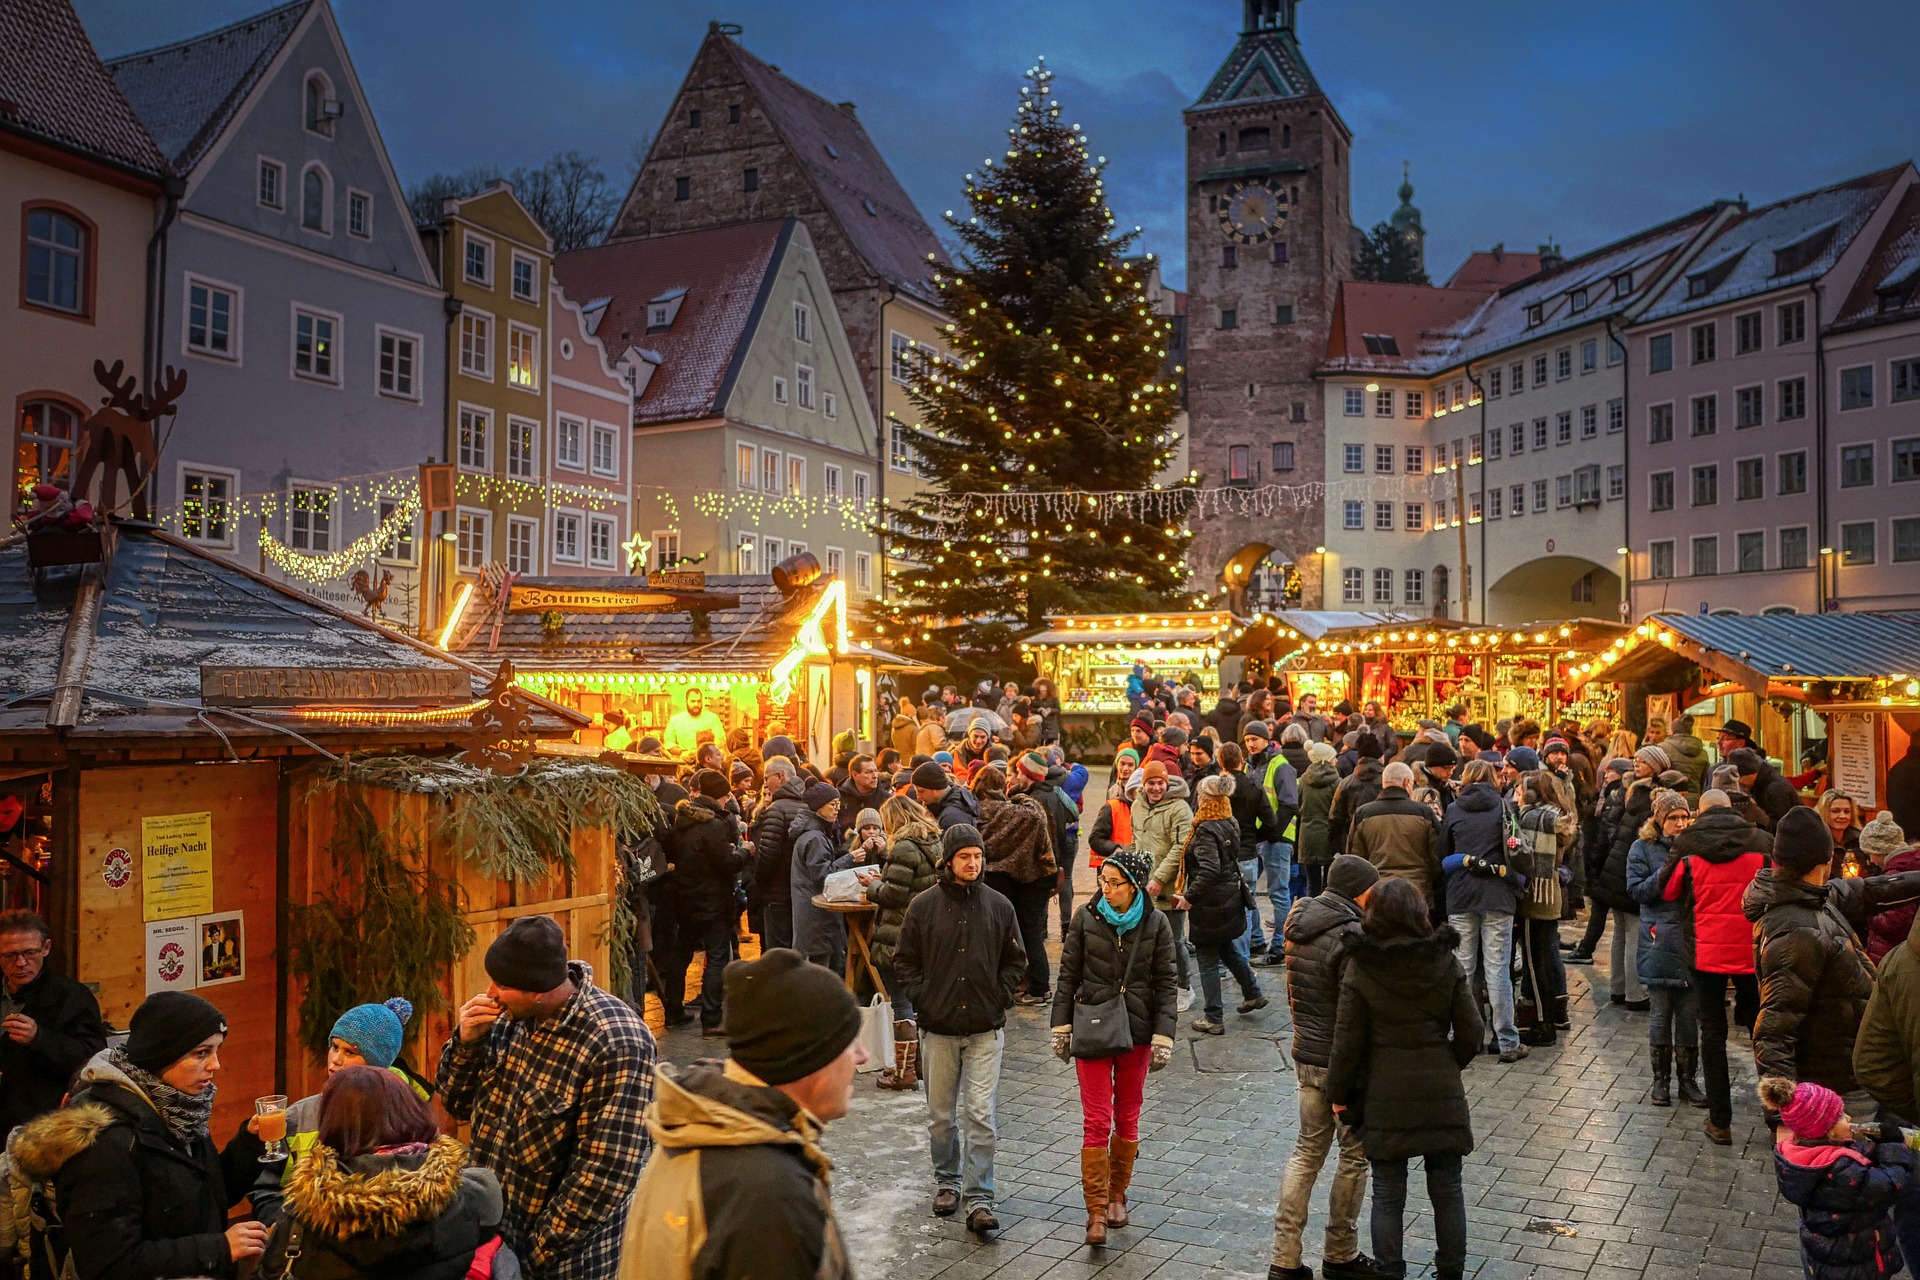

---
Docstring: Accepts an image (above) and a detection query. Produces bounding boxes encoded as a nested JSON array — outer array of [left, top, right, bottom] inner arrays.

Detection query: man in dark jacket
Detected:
[[620, 949, 862, 1279], [893, 824, 1026, 1238], [1746, 808, 1920, 1103], [0, 910, 107, 1135], [1348, 763, 1443, 910], [661, 772, 751, 1034], [1270, 855, 1380, 1280], [835, 754, 888, 839], [1727, 747, 1800, 830], [1013, 751, 1078, 873], [1438, 775, 1528, 1061], [1328, 734, 1386, 854], [1218, 742, 1279, 959], [751, 765, 810, 950], [1184, 736, 1221, 809], [912, 760, 982, 832]]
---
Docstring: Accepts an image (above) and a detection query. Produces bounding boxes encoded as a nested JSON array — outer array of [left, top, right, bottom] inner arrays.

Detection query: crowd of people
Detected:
[[11, 668, 1920, 1279]]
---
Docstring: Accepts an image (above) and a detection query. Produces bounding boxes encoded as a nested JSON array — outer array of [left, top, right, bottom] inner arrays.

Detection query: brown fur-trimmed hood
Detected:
[[283, 1135, 475, 1239], [10, 1102, 117, 1182]]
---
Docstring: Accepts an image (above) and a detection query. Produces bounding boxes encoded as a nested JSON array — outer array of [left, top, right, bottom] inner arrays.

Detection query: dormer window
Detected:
[[647, 288, 686, 331], [1612, 270, 1633, 294], [304, 73, 338, 137], [1569, 287, 1589, 313], [1687, 247, 1746, 299], [1360, 333, 1400, 356], [1773, 222, 1839, 278], [1525, 303, 1544, 327]]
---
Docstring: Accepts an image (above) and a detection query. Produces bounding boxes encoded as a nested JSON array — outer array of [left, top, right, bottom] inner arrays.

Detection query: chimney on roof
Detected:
[[838, 101, 857, 113], [1538, 240, 1564, 272], [1491, 242, 1504, 263]]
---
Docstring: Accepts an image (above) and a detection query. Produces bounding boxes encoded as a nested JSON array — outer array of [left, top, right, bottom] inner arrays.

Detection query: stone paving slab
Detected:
[[648, 841, 1799, 1277]]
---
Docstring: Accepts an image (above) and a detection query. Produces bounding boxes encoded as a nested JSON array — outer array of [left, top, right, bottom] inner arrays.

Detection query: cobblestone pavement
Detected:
[[650, 821, 1801, 1278]]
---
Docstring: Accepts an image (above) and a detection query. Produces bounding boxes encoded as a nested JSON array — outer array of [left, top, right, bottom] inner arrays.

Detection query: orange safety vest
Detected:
[[1092, 796, 1132, 867]]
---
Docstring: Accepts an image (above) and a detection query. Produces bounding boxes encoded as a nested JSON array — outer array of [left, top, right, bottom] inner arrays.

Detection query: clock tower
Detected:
[[1184, 0, 1350, 609]]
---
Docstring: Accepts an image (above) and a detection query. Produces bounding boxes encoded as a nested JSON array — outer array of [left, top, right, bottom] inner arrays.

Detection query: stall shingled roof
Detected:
[[0, 525, 581, 743]]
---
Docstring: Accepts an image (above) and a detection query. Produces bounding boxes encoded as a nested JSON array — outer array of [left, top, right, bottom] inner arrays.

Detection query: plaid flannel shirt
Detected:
[[438, 961, 656, 1280]]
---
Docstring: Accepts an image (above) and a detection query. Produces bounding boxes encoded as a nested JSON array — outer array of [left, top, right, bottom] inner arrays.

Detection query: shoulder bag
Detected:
[[1070, 917, 1146, 1060]]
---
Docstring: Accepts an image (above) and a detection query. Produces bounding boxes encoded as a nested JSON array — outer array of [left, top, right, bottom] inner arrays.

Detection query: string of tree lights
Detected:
[[872, 59, 1191, 669], [925, 476, 1448, 527]]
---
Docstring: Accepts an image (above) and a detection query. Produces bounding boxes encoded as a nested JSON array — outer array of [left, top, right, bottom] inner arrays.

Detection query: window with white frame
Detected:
[[1532, 355, 1548, 387], [1406, 502, 1425, 531], [889, 422, 914, 473], [510, 253, 537, 302], [456, 509, 489, 570], [1509, 483, 1525, 516], [854, 551, 872, 592], [377, 328, 418, 399], [289, 485, 333, 551], [506, 516, 536, 574], [507, 324, 539, 390], [787, 455, 805, 497], [772, 375, 788, 404], [1779, 377, 1807, 421], [1691, 535, 1719, 577], [653, 530, 681, 571], [1692, 394, 1718, 436], [1372, 568, 1392, 604], [796, 364, 815, 410], [1405, 390, 1424, 417], [1490, 368, 1504, 397], [542, 419, 586, 476], [734, 441, 754, 488], [1342, 443, 1364, 473], [464, 233, 493, 287], [1487, 428, 1502, 459], [1649, 471, 1675, 510], [1580, 339, 1598, 372], [1509, 361, 1524, 393], [1343, 388, 1364, 416], [825, 547, 844, 579], [588, 515, 616, 567], [1780, 526, 1809, 569], [1556, 347, 1573, 379], [590, 423, 618, 477], [459, 310, 492, 379], [1404, 568, 1425, 605], [1342, 501, 1363, 530], [347, 190, 371, 239], [180, 468, 235, 543], [552, 511, 582, 563], [890, 332, 916, 383], [853, 471, 870, 505], [1375, 445, 1394, 474], [762, 536, 783, 567], [1779, 300, 1807, 345], [506, 418, 537, 479], [737, 538, 756, 574], [1469, 435, 1482, 463], [1469, 492, 1483, 521], [259, 158, 284, 210], [1737, 531, 1765, 573], [377, 495, 416, 562], [823, 391, 837, 419], [186, 277, 238, 360], [1532, 479, 1548, 512], [1607, 398, 1624, 433], [1341, 568, 1363, 604], [444, 402, 489, 472], [1556, 411, 1573, 445], [823, 464, 842, 500], [760, 448, 780, 493], [300, 164, 330, 232], [1406, 445, 1424, 472], [1607, 465, 1626, 500], [1488, 488, 1503, 519], [1532, 419, 1548, 450], [1509, 423, 1525, 454], [292, 306, 338, 382], [1649, 540, 1675, 579], [1374, 501, 1394, 531], [1374, 389, 1394, 417], [795, 302, 812, 343], [1580, 405, 1598, 439]]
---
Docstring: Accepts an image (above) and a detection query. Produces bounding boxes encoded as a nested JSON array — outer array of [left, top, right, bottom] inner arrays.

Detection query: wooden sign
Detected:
[[509, 584, 686, 614], [647, 569, 707, 591], [200, 666, 471, 707], [419, 463, 456, 514], [1831, 713, 1880, 809]]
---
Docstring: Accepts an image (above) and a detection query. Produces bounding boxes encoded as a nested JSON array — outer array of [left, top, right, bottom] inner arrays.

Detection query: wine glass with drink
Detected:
[[256, 1094, 290, 1162]]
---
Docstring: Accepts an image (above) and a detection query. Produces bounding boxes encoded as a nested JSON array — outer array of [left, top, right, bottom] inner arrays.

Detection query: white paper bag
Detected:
[[823, 868, 866, 903], [855, 994, 894, 1072]]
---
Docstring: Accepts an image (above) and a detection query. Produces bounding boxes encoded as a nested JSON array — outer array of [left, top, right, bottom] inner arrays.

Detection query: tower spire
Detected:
[[1241, 0, 1298, 35]]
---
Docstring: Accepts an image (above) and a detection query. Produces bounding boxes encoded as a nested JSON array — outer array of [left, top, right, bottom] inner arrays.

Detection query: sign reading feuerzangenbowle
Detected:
[[199, 666, 471, 707]]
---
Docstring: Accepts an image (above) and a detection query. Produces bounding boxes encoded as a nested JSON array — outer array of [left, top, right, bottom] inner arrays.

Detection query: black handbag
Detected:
[[1071, 918, 1145, 1060]]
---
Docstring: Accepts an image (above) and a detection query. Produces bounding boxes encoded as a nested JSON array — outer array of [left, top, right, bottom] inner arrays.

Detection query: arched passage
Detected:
[[1486, 555, 1620, 624], [1218, 542, 1301, 613]]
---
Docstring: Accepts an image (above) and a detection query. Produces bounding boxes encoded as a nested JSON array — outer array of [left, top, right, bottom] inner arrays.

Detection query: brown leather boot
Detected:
[[877, 1021, 918, 1090], [1081, 1147, 1110, 1245], [1106, 1136, 1139, 1226]]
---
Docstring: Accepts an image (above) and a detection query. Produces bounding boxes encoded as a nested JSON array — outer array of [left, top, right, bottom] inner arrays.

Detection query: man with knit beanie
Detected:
[[621, 948, 862, 1279], [1747, 808, 1920, 1135], [440, 915, 657, 1279], [893, 823, 1026, 1237], [1270, 854, 1380, 1280]]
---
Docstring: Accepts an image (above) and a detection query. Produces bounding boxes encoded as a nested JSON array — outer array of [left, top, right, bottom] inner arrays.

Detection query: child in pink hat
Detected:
[[1761, 1076, 1914, 1278]]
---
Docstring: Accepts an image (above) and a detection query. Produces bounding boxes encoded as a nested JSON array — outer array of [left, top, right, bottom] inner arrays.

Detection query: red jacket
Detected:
[[1664, 808, 1769, 974]]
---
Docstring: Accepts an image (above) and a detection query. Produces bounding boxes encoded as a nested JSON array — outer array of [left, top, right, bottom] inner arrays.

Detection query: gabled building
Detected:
[[554, 219, 883, 597], [1625, 164, 1916, 617], [610, 21, 947, 519], [3, 0, 169, 528], [547, 278, 636, 579], [105, 0, 446, 623], [417, 183, 558, 586]]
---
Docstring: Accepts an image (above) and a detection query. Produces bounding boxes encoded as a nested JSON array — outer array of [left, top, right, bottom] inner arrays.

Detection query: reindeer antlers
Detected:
[[144, 366, 187, 421], [88, 361, 188, 421], [92, 359, 140, 412]]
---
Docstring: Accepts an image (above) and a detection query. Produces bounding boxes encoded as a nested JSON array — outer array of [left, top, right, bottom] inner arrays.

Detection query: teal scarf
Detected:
[[1095, 889, 1145, 933]]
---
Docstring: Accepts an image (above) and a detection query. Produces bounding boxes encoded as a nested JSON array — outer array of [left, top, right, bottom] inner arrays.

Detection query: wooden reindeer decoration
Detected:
[[72, 360, 184, 522]]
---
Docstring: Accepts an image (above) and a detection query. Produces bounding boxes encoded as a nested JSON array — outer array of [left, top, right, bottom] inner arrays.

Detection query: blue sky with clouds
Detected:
[[79, 0, 1920, 289]]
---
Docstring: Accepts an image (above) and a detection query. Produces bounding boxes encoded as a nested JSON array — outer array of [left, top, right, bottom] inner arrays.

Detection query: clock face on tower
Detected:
[[1220, 178, 1288, 244]]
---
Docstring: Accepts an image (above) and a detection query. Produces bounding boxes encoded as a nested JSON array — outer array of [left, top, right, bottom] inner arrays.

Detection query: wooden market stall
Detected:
[[1560, 611, 1920, 821], [0, 521, 615, 1138], [1018, 611, 1234, 753], [455, 561, 929, 766], [1226, 612, 1629, 734]]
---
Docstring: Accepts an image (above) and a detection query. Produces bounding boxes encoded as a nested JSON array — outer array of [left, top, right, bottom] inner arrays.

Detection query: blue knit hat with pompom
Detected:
[[329, 997, 413, 1068]]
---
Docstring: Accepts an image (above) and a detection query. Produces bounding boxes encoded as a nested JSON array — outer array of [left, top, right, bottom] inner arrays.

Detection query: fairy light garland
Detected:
[[261, 492, 421, 582]]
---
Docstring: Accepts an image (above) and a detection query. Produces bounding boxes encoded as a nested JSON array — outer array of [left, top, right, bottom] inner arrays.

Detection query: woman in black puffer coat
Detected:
[[259, 1067, 511, 1279], [1050, 848, 1178, 1246], [1327, 877, 1482, 1280], [1183, 774, 1267, 1035]]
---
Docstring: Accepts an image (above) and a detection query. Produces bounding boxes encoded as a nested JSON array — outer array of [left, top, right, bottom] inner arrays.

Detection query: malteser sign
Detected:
[[200, 666, 471, 707]]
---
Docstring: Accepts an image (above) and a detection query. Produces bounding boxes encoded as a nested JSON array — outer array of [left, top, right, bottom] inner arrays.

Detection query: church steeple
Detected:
[[1243, 0, 1298, 34], [1389, 162, 1422, 233], [1198, 0, 1320, 106]]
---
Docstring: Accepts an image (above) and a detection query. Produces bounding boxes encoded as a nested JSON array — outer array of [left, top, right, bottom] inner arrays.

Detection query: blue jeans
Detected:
[[1262, 840, 1295, 935], [1236, 856, 1265, 958], [1449, 910, 1517, 1053], [922, 1029, 1003, 1211]]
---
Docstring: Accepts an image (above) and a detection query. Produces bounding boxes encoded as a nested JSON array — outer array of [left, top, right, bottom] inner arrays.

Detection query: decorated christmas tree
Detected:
[[873, 60, 1191, 672]]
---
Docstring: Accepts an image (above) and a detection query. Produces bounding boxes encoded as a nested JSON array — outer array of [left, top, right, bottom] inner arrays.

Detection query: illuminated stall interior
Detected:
[[1021, 612, 1233, 712]]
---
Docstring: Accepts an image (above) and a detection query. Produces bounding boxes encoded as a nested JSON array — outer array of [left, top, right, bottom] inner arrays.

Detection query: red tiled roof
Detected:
[[0, 0, 166, 176], [554, 220, 787, 427], [106, 0, 306, 172], [721, 36, 947, 300], [1322, 281, 1492, 373], [1834, 184, 1920, 330], [1445, 247, 1543, 291]]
